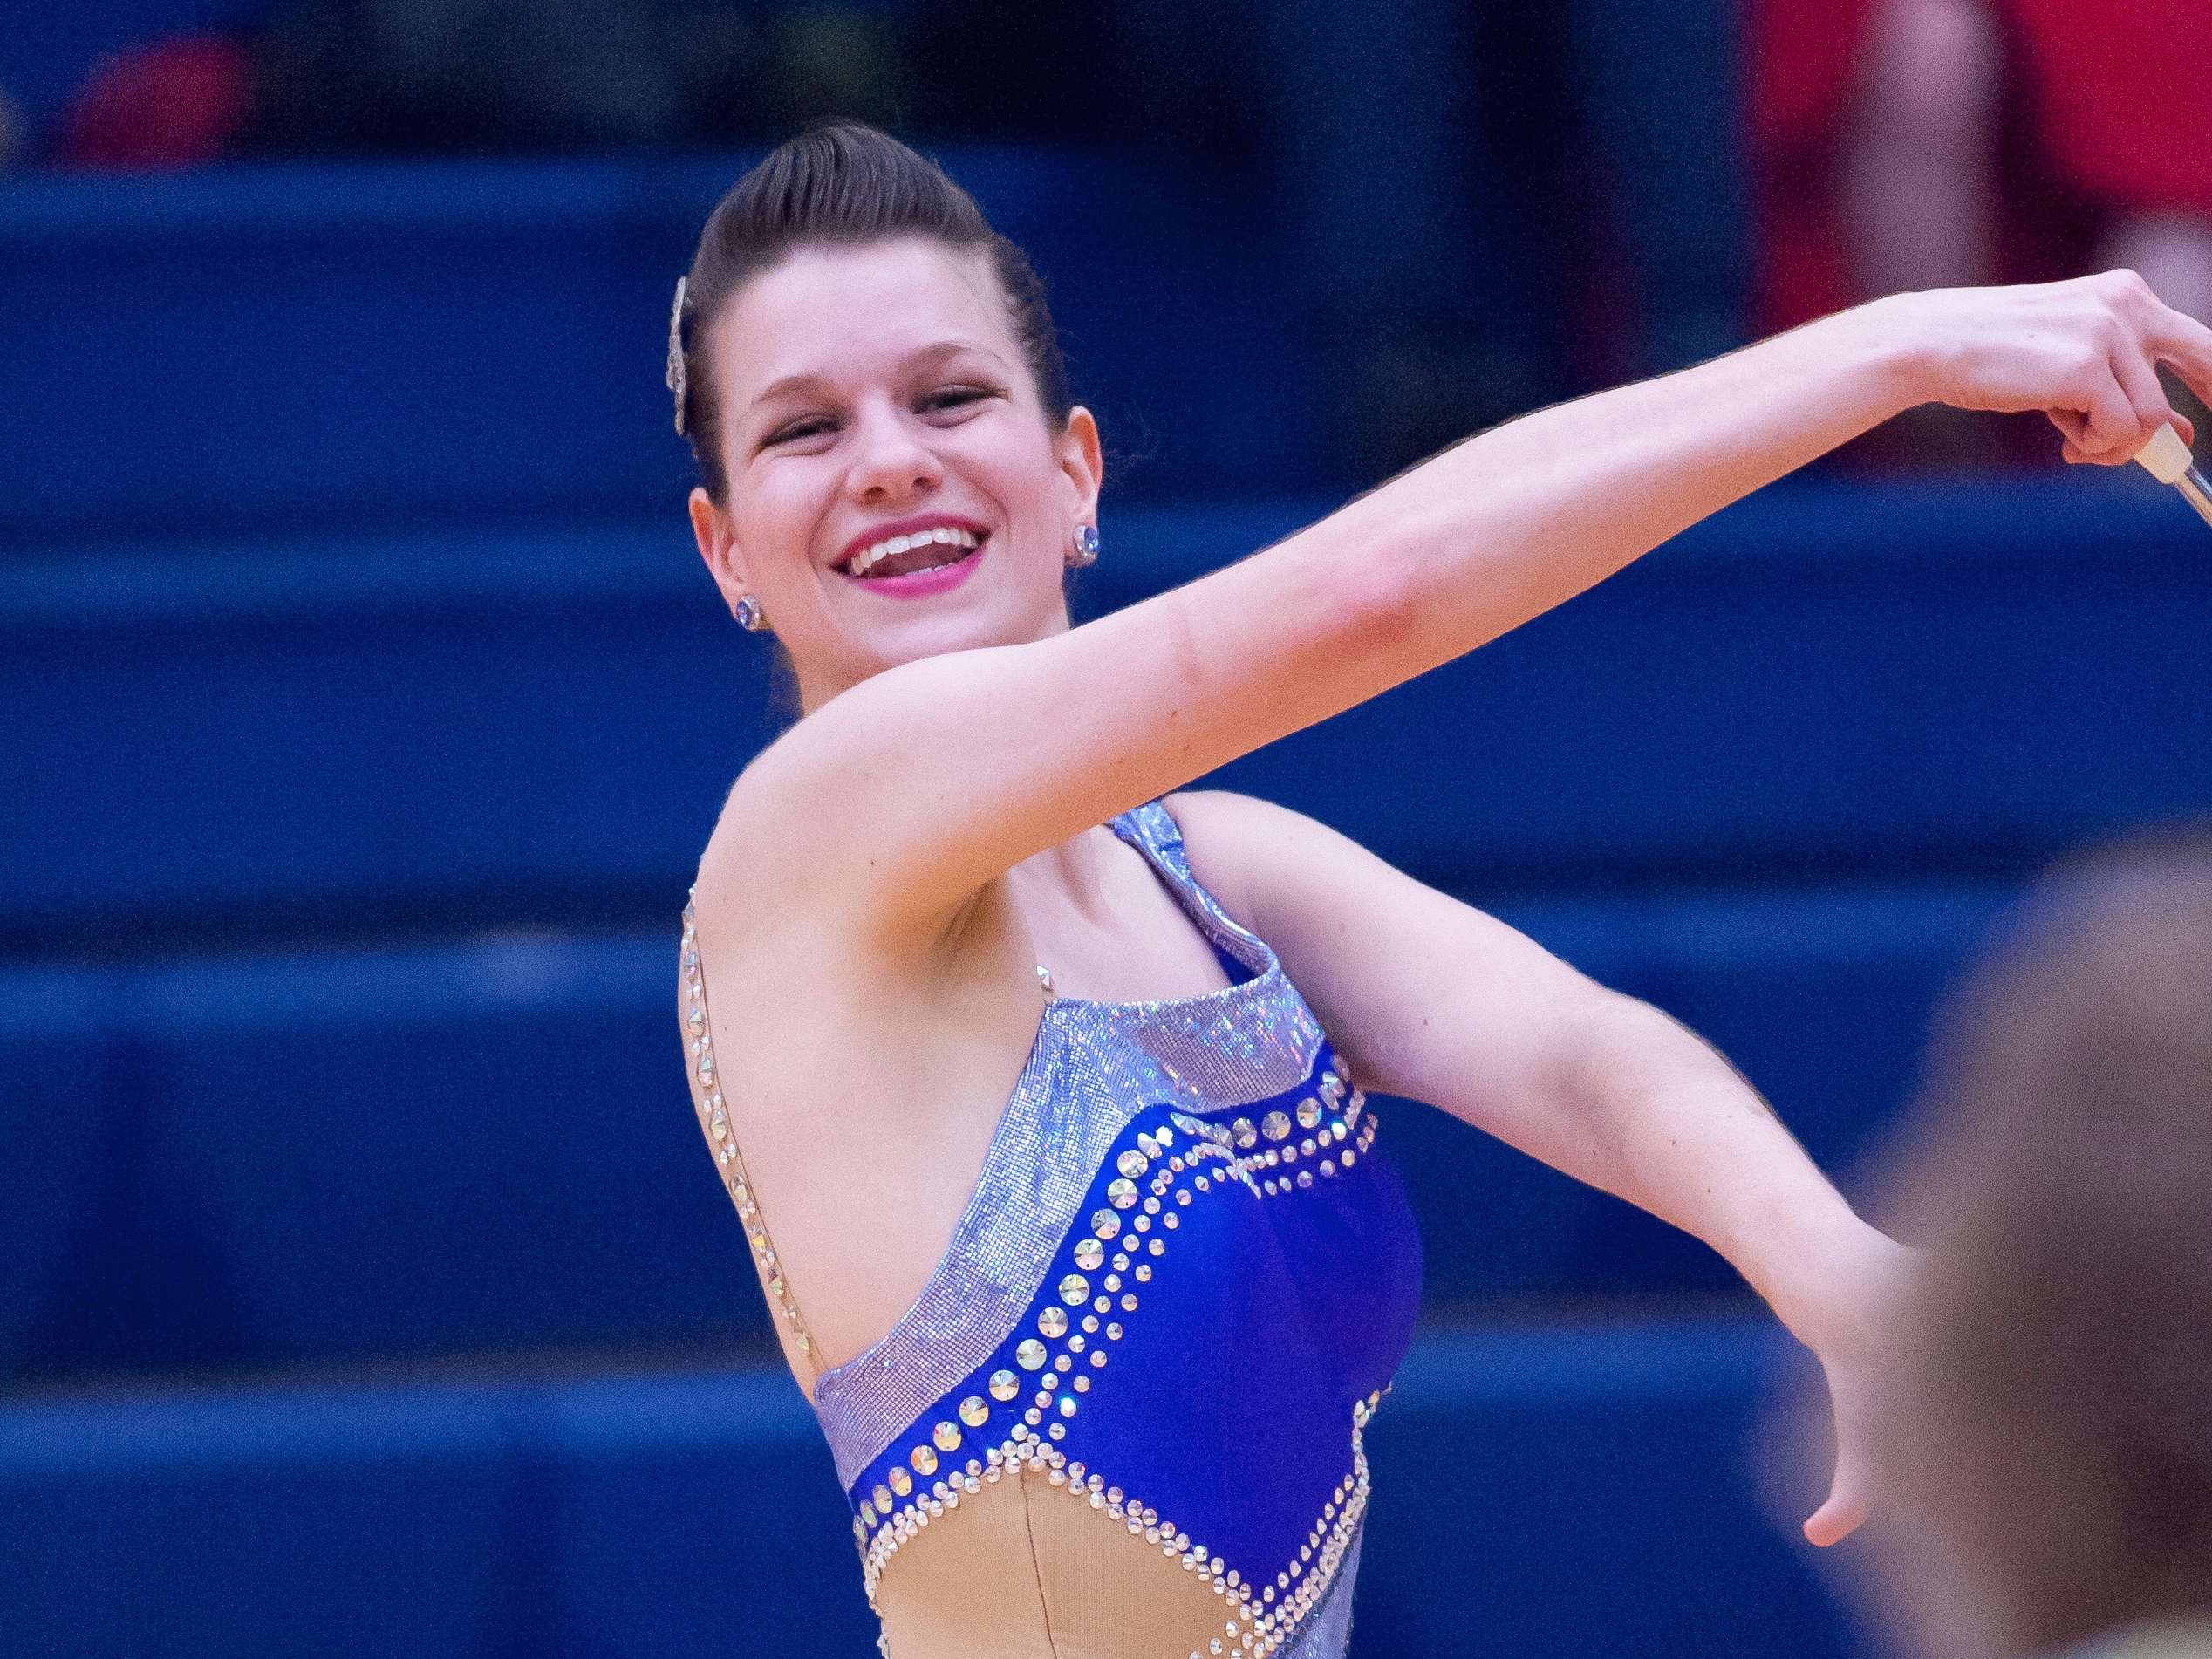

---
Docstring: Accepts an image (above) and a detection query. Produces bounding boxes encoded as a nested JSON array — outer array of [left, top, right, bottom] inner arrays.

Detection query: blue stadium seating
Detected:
[[0, 881, 2011, 1376], [6, 481, 2208, 946], [7, 472, 2210, 1375], [0, 1317, 1856, 1659], [0, 0, 274, 133], [8, 142, 2208, 1659], [0, 153, 1314, 543]]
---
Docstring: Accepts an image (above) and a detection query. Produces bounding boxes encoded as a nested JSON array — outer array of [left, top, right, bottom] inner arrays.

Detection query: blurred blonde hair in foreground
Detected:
[[1870, 830, 2212, 1659]]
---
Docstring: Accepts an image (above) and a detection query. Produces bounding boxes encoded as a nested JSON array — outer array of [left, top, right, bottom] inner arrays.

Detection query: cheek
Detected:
[[733, 475, 832, 586], [960, 431, 1065, 535]]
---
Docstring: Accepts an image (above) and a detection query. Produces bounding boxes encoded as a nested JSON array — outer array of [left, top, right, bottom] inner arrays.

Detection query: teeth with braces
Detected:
[[847, 525, 978, 577]]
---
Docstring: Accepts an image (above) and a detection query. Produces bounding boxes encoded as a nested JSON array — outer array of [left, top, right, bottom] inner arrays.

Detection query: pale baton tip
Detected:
[[2134, 422, 2195, 485]]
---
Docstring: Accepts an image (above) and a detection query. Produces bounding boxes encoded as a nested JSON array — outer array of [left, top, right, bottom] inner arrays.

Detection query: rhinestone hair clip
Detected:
[[666, 276, 689, 435]]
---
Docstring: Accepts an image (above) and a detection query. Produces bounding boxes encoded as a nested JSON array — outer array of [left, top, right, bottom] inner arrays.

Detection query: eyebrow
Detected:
[[746, 338, 1007, 414]]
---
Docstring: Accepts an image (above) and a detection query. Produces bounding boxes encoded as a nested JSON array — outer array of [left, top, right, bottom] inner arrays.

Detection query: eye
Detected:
[[760, 413, 838, 449], [916, 383, 996, 417]]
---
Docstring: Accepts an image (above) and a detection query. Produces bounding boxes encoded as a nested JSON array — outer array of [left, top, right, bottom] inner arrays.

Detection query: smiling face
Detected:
[[687, 238, 1102, 712]]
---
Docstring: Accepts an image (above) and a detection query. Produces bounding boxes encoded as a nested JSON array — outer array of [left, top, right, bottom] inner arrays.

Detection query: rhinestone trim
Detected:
[[858, 1408, 1378, 1656], [846, 1082, 1369, 1526], [1179, 1090, 1375, 1199], [680, 897, 814, 1363], [851, 1102, 1389, 1657]]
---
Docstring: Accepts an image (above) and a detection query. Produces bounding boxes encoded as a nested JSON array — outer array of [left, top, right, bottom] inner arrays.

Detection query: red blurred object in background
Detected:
[[60, 34, 257, 169], [1746, 0, 1880, 335], [2004, 0, 2212, 214], [1749, 0, 2212, 334]]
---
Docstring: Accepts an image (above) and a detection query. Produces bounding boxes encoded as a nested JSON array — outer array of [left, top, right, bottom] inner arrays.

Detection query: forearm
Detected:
[[1300, 297, 1925, 670], [1499, 993, 1893, 1348]]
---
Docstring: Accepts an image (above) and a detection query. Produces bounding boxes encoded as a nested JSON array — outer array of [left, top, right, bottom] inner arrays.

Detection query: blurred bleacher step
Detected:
[[3, 877, 2004, 1380], [4, 481, 2207, 952], [0, 151, 1312, 545], [0, 1315, 1844, 1659]]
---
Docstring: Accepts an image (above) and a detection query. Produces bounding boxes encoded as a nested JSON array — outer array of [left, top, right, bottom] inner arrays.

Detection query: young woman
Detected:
[[668, 124, 2211, 1659]]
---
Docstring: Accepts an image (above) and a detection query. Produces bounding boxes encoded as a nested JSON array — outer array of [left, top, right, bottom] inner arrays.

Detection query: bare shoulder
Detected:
[[687, 720, 930, 1040], [1164, 790, 1608, 1109], [693, 638, 1100, 950], [692, 686, 884, 926], [1165, 789, 1595, 1002], [1155, 789, 1272, 923], [690, 661, 965, 959]]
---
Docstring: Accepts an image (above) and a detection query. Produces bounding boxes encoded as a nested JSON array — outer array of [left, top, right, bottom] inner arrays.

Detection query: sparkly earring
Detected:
[[734, 593, 770, 632], [1067, 525, 1101, 569]]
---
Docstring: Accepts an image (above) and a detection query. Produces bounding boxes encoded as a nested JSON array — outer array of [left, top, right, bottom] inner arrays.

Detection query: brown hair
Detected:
[[1881, 833, 2212, 1656], [671, 122, 1072, 501]]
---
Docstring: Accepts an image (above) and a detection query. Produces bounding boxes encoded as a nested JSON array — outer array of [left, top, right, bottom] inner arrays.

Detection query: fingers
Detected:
[[2046, 406, 2091, 463], [1803, 1464, 1873, 1547], [2112, 268, 2212, 448], [2109, 338, 2181, 458], [2067, 339, 2161, 466], [2051, 272, 2203, 466], [1922, 271, 2207, 466], [2148, 301, 2212, 413], [1805, 1403, 1876, 1547]]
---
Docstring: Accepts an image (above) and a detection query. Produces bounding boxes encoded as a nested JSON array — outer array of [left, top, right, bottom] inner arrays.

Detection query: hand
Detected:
[[1892, 270, 2212, 465], [1802, 1340, 1881, 1546], [1783, 1230, 1918, 1546]]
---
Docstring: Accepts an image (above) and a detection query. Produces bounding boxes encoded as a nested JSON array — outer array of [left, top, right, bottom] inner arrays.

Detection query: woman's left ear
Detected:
[[1057, 406, 1103, 527], [689, 488, 753, 610]]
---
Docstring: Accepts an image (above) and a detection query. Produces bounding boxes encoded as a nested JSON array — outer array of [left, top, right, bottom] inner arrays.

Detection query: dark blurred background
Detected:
[[3, 3, 2209, 1656]]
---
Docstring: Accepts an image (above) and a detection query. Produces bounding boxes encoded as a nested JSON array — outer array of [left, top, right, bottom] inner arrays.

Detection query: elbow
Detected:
[[1312, 529, 1434, 662], [1546, 991, 1672, 1119]]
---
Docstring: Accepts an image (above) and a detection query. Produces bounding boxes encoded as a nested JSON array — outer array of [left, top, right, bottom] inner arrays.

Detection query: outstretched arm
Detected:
[[1172, 789, 1908, 1546], [726, 274, 2212, 948]]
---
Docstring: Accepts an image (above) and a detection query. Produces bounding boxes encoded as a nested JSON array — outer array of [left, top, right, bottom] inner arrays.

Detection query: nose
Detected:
[[844, 397, 941, 505]]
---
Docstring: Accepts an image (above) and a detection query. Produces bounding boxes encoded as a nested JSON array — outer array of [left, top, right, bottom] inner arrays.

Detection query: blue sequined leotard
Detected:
[[681, 802, 1423, 1659]]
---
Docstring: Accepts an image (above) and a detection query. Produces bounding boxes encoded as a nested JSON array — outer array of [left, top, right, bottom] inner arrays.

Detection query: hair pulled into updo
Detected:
[[672, 123, 1073, 502]]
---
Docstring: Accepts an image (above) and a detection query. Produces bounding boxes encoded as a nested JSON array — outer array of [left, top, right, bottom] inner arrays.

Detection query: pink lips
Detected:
[[850, 550, 985, 598], [836, 515, 988, 600]]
